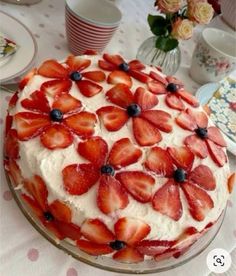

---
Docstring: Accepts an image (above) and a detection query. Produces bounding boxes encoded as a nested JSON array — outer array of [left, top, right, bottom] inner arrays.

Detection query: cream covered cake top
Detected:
[[5, 53, 230, 263]]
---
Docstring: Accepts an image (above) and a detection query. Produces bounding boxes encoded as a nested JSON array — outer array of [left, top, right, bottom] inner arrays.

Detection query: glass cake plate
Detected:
[[5, 171, 226, 274]]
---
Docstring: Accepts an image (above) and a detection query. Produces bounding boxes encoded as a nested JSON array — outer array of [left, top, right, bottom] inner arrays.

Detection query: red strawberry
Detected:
[[97, 175, 129, 214], [76, 80, 103, 97], [9, 91, 19, 109], [137, 240, 176, 256], [154, 248, 178, 261], [98, 60, 117, 71], [40, 79, 72, 98], [113, 247, 144, 263], [108, 138, 142, 169], [21, 90, 50, 113], [38, 59, 69, 78], [133, 117, 162, 146], [19, 68, 37, 89], [173, 227, 200, 252], [14, 112, 50, 141], [22, 193, 43, 218], [189, 165, 216, 191], [81, 219, 115, 244], [166, 94, 185, 110], [134, 87, 158, 110], [108, 71, 132, 88], [227, 173, 235, 194], [82, 71, 106, 82], [54, 221, 81, 241], [96, 106, 128, 131], [175, 111, 197, 131], [207, 127, 227, 147], [40, 124, 73, 149], [62, 163, 100, 195], [77, 137, 108, 166], [77, 240, 113, 256], [184, 135, 208, 159], [149, 71, 168, 85], [103, 53, 124, 66], [106, 84, 134, 108], [141, 110, 172, 132], [144, 147, 174, 177], [177, 90, 199, 107], [8, 158, 23, 187], [66, 55, 91, 71], [186, 108, 208, 128], [128, 60, 145, 70], [5, 114, 13, 136], [52, 93, 82, 114], [83, 49, 97, 55], [206, 139, 227, 167], [116, 171, 155, 203], [114, 217, 150, 246], [182, 182, 214, 221], [147, 80, 166, 94], [166, 76, 184, 88], [5, 129, 19, 159], [49, 200, 72, 223], [64, 111, 97, 138], [152, 179, 183, 221], [167, 146, 194, 172], [129, 70, 151, 83]]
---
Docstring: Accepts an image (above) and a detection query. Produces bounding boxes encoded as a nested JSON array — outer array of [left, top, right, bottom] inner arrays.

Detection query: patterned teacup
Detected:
[[190, 28, 236, 84]]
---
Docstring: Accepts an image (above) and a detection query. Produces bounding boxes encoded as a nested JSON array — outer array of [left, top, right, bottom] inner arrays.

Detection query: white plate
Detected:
[[0, 11, 37, 84]]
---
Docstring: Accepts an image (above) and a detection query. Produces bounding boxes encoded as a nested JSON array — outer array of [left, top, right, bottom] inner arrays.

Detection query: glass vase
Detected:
[[137, 36, 181, 75]]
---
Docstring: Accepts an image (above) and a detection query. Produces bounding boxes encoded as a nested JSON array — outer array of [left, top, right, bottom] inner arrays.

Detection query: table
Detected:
[[0, 0, 235, 275]]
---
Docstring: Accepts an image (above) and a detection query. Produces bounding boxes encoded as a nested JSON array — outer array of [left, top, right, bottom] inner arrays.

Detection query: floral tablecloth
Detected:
[[0, 1, 235, 276]]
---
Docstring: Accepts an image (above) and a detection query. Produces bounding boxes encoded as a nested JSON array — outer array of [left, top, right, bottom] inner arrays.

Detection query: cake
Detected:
[[4, 52, 234, 263]]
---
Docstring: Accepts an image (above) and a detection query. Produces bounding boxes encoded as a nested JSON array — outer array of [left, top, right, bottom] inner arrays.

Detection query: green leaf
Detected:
[[155, 37, 179, 52], [147, 14, 167, 36]]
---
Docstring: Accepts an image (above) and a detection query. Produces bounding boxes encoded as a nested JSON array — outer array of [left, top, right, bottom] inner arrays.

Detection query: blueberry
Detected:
[[109, 240, 126, 250], [195, 127, 208, 139], [118, 62, 130, 72], [173, 169, 186, 183], [70, 71, 83, 81], [100, 165, 115, 176], [43, 212, 54, 221], [127, 104, 141, 117], [50, 109, 63, 122], [166, 83, 178, 93]]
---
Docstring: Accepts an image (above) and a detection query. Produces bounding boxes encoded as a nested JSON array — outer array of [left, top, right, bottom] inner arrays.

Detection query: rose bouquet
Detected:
[[148, 0, 214, 52]]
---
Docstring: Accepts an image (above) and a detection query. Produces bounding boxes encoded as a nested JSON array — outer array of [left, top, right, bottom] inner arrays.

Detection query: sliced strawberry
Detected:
[[167, 146, 194, 172], [54, 221, 81, 241], [134, 87, 158, 110], [141, 110, 172, 132], [129, 70, 151, 83], [97, 175, 129, 214], [81, 219, 115, 244], [133, 117, 162, 146], [98, 60, 117, 71], [23, 175, 48, 211], [21, 90, 50, 113], [62, 163, 99, 195], [137, 240, 176, 256], [114, 217, 151, 246], [77, 137, 108, 166], [108, 138, 142, 169], [182, 182, 214, 221], [49, 200, 72, 223], [106, 83, 134, 108], [5, 114, 13, 136], [77, 240, 113, 256], [103, 53, 124, 66], [8, 158, 23, 187], [177, 90, 199, 107], [9, 91, 19, 109], [52, 93, 82, 114], [166, 76, 184, 88], [144, 147, 174, 177], [189, 165, 216, 191], [165, 94, 185, 110], [154, 248, 178, 261], [175, 111, 197, 131], [149, 71, 168, 85], [207, 127, 227, 147], [184, 134, 208, 159], [42, 220, 64, 240], [40, 124, 73, 149], [96, 106, 128, 131], [113, 247, 144, 263], [147, 80, 166, 94], [64, 111, 97, 138], [82, 70, 106, 82], [83, 49, 97, 55], [128, 60, 145, 70], [38, 60, 69, 78], [76, 79, 103, 97], [187, 109, 208, 128], [206, 139, 227, 167], [40, 79, 72, 98], [152, 179, 183, 221], [227, 173, 235, 194], [14, 112, 50, 141], [22, 194, 43, 218], [19, 68, 37, 90], [116, 171, 155, 203], [66, 55, 91, 71], [5, 129, 19, 159], [107, 71, 132, 88], [173, 227, 200, 251]]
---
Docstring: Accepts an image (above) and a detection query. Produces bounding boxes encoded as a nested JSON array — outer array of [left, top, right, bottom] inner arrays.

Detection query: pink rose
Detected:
[[171, 18, 194, 40], [188, 2, 214, 24], [156, 0, 182, 13]]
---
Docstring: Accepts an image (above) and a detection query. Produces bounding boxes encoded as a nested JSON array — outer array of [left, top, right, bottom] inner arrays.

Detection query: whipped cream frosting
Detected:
[[10, 55, 230, 241]]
